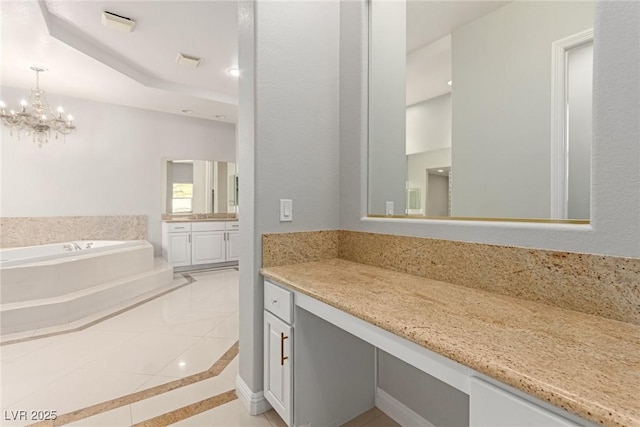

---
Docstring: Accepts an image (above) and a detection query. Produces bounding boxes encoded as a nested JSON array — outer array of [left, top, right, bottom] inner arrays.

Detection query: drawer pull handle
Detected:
[[280, 332, 289, 366], [175, 227, 185, 229], [271, 299, 278, 305]]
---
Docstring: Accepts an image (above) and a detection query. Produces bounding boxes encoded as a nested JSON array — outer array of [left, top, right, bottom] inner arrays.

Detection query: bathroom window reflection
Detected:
[[172, 183, 193, 213], [162, 159, 238, 215]]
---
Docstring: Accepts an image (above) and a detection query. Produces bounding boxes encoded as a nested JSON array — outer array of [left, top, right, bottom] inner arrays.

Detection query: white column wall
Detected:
[[237, 0, 341, 398]]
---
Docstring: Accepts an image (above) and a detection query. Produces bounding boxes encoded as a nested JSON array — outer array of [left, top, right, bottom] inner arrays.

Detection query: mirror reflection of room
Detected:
[[369, 0, 594, 220], [163, 160, 238, 215]]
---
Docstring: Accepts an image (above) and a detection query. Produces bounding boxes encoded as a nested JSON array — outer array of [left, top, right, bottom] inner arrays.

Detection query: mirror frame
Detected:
[[366, 0, 593, 224]]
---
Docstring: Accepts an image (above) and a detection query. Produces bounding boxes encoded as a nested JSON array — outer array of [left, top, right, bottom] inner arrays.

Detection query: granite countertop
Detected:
[[261, 258, 640, 427]]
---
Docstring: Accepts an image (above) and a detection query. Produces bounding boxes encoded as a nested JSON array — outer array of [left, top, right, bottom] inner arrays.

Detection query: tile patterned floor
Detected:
[[0, 268, 282, 427]]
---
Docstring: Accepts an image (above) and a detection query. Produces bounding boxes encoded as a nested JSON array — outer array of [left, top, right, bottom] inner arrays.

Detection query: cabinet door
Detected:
[[470, 378, 580, 427], [191, 231, 225, 265], [264, 311, 293, 426], [168, 232, 191, 267], [226, 231, 240, 262]]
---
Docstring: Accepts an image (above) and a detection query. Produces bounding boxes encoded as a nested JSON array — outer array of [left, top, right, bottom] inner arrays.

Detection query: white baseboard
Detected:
[[235, 374, 272, 415], [375, 388, 435, 427]]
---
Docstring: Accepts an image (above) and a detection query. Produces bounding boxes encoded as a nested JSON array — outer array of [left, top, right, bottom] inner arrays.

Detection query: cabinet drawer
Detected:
[[265, 280, 293, 323], [226, 221, 239, 231], [167, 222, 192, 232], [192, 221, 226, 232]]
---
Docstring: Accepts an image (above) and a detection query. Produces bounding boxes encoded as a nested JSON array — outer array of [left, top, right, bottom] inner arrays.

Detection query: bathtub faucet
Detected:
[[63, 242, 82, 252]]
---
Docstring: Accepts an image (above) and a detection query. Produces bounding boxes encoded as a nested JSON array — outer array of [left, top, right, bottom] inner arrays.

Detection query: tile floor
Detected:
[[1, 267, 397, 427], [0, 268, 277, 426]]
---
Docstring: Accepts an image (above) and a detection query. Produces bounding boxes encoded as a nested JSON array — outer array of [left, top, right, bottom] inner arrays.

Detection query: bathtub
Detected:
[[1, 240, 173, 335], [0, 240, 141, 268]]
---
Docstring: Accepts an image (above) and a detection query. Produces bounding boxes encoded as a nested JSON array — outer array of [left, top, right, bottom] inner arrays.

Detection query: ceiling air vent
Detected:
[[102, 11, 136, 32], [175, 53, 202, 68]]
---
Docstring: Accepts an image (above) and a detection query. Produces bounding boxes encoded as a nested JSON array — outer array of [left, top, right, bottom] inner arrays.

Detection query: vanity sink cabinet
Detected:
[[261, 276, 593, 427], [162, 221, 239, 269]]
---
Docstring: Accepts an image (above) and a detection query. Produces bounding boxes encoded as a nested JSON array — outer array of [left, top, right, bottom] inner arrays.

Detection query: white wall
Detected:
[[450, 1, 594, 218], [567, 43, 593, 220], [237, 0, 340, 397], [406, 93, 451, 155], [0, 87, 236, 253], [340, 0, 640, 258], [407, 148, 451, 214], [368, 0, 407, 215]]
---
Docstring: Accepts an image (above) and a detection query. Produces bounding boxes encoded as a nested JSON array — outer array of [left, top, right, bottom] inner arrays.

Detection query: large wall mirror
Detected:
[[368, 0, 594, 221], [162, 159, 238, 215]]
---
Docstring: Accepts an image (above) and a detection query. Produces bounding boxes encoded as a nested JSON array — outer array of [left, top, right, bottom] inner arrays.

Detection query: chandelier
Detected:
[[0, 66, 76, 147]]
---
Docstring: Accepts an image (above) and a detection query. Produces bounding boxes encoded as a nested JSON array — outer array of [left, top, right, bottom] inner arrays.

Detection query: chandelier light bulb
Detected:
[[20, 99, 28, 107], [67, 115, 73, 122], [57, 106, 64, 113], [0, 101, 5, 109]]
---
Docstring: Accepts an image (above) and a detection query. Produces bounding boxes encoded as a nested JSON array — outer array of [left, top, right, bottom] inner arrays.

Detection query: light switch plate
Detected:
[[280, 199, 293, 222]]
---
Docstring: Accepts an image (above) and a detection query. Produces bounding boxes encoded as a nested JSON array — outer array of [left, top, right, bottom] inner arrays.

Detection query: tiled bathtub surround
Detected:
[[262, 230, 339, 268], [262, 230, 640, 325], [0, 216, 146, 248]]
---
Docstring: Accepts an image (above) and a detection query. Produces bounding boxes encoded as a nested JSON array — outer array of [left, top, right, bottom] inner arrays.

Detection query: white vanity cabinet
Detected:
[[162, 220, 239, 269], [260, 277, 595, 427], [191, 222, 226, 265], [163, 223, 192, 267], [225, 221, 240, 262], [263, 280, 294, 426]]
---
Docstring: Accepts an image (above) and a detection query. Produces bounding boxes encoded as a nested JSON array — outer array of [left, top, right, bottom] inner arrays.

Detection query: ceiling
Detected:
[[405, 0, 510, 106], [1, 1, 510, 121], [1, 0, 239, 123]]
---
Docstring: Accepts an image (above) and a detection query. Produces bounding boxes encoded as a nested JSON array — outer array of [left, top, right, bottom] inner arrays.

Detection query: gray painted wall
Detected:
[[378, 350, 469, 426], [237, 0, 640, 418], [237, 0, 340, 396], [368, 0, 407, 215], [338, 0, 639, 418], [406, 93, 451, 155], [340, 0, 640, 258], [450, 1, 594, 218], [567, 43, 593, 220]]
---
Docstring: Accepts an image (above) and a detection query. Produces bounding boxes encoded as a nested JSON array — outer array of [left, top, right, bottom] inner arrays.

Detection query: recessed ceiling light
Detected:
[[176, 53, 202, 68], [102, 11, 136, 32], [437, 169, 444, 173], [447, 81, 452, 86], [227, 68, 239, 77], [215, 115, 226, 119], [181, 109, 193, 114]]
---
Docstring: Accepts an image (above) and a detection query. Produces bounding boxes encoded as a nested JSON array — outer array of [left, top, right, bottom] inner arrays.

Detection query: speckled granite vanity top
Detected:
[[261, 258, 640, 427]]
